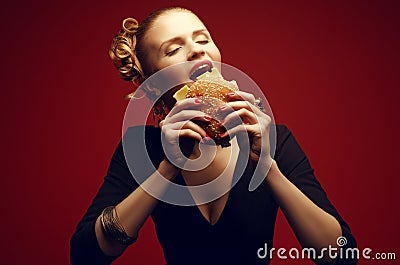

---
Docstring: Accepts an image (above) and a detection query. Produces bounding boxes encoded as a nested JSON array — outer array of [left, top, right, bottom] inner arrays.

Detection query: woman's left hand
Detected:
[[219, 91, 272, 163]]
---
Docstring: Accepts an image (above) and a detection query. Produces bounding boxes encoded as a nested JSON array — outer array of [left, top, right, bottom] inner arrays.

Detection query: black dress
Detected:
[[70, 125, 357, 265]]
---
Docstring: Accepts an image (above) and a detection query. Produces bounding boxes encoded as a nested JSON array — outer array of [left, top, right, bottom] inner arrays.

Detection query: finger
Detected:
[[220, 101, 257, 113], [222, 108, 258, 130], [222, 123, 261, 138], [166, 109, 210, 124], [162, 119, 207, 139], [226, 91, 256, 104], [178, 129, 203, 142], [180, 120, 207, 138], [219, 101, 270, 123], [168, 98, 202, 116], [225, 115, 271, 137], [226, 92, 269, 116]]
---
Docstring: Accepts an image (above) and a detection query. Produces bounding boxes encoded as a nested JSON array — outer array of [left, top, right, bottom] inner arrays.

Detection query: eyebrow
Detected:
[[159, 29, 209, 51]]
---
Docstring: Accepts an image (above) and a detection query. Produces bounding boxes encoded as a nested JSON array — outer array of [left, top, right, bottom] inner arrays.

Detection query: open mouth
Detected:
[[189, 60, 213, 81]]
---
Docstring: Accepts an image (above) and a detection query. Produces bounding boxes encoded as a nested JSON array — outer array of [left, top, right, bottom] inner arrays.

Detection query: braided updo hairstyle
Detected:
[[109, 7, 192, 99]]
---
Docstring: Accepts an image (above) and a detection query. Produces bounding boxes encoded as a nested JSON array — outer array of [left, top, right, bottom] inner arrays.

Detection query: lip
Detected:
[[189, 60, 213, 81]]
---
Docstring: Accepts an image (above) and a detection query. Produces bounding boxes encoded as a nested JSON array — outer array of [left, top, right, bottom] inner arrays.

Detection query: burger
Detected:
[[173, 67, 239, 147]]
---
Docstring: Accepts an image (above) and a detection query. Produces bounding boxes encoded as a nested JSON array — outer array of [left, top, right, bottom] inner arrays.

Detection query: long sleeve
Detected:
[[274, 125, 358, 265], [70, 139, 137, 264], [70, 126, 163, 265]]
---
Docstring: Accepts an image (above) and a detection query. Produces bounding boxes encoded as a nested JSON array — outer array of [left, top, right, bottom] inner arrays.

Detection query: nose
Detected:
[[187, 42, 206, 61]]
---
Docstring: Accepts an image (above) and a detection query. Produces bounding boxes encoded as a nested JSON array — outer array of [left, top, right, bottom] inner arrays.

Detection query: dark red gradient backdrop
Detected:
[[0, 1, 399, 264]]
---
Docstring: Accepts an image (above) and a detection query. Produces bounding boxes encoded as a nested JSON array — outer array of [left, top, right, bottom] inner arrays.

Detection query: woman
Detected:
[[70, 7, 357, 265]]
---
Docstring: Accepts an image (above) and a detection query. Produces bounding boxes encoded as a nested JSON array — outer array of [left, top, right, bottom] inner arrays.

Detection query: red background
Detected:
[[0, 0, 399, 264]]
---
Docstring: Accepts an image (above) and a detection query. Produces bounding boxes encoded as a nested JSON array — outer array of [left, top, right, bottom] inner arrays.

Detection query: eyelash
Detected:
[[165, 39, 210, 56], [196, 40, 210, 45], [166, 47, 182, 56]]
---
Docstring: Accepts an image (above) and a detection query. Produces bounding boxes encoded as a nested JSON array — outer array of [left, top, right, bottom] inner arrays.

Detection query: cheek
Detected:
[[156, 54, 187, 72], [209, 45, 221, 62], [153, 59, 191, 90], [140, 53, 159, 77]]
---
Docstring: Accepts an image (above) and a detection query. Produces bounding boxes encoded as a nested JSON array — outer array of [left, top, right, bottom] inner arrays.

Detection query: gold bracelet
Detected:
[[100, 206, 136, 245]]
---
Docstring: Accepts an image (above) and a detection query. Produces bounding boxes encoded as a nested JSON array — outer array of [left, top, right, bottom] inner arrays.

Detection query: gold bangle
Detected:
[[100, 206, 136, 245]]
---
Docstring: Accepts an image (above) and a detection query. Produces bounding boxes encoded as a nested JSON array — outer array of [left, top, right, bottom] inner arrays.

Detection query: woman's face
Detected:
[[141, 11, 222, 75]]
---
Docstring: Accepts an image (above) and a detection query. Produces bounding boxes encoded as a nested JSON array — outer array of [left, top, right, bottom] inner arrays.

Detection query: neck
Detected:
[[181, 141, 235, 186]]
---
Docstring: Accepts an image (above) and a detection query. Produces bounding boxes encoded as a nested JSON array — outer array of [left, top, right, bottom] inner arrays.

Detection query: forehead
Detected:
[[145, 11, 207, 47]]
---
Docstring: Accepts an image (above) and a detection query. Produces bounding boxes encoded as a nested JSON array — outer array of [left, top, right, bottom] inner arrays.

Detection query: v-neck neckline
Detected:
[[194, 189, 231, 227], [187, 139, 241, 227]]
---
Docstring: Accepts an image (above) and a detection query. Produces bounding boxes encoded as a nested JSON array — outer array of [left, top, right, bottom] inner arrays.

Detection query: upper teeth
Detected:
[[190, 63, 212, 80], [197, 64, 209, 71]]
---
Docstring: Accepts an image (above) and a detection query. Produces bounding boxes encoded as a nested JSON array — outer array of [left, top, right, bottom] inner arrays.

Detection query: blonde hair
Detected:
[[109, 7, 192, 100]]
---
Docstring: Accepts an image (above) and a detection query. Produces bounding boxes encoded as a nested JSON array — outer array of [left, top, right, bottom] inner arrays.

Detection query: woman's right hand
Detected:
[[159, 98, 209, 168]]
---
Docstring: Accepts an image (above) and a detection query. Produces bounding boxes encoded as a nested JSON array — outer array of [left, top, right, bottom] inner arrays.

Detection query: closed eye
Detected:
[[196, 40, 210, 45], [165, 47, 182, 56]]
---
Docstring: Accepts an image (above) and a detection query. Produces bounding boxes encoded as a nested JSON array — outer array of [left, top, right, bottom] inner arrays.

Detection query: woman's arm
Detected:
[[222, 92, 357, 264], [71, 99, 206, 264], [266, 125, 357, 264], [95, 159, 178, 256], [267, 160, 341, 256], [70, 126, 176, 265]]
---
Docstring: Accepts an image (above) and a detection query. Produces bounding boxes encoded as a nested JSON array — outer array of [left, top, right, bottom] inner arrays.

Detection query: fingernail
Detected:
[[204, 115, 212, 121], [202, 135, 211, 142], [219, 105, 226, 110], [227, 92, 235, 97], [195, 98, 202, 103]]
